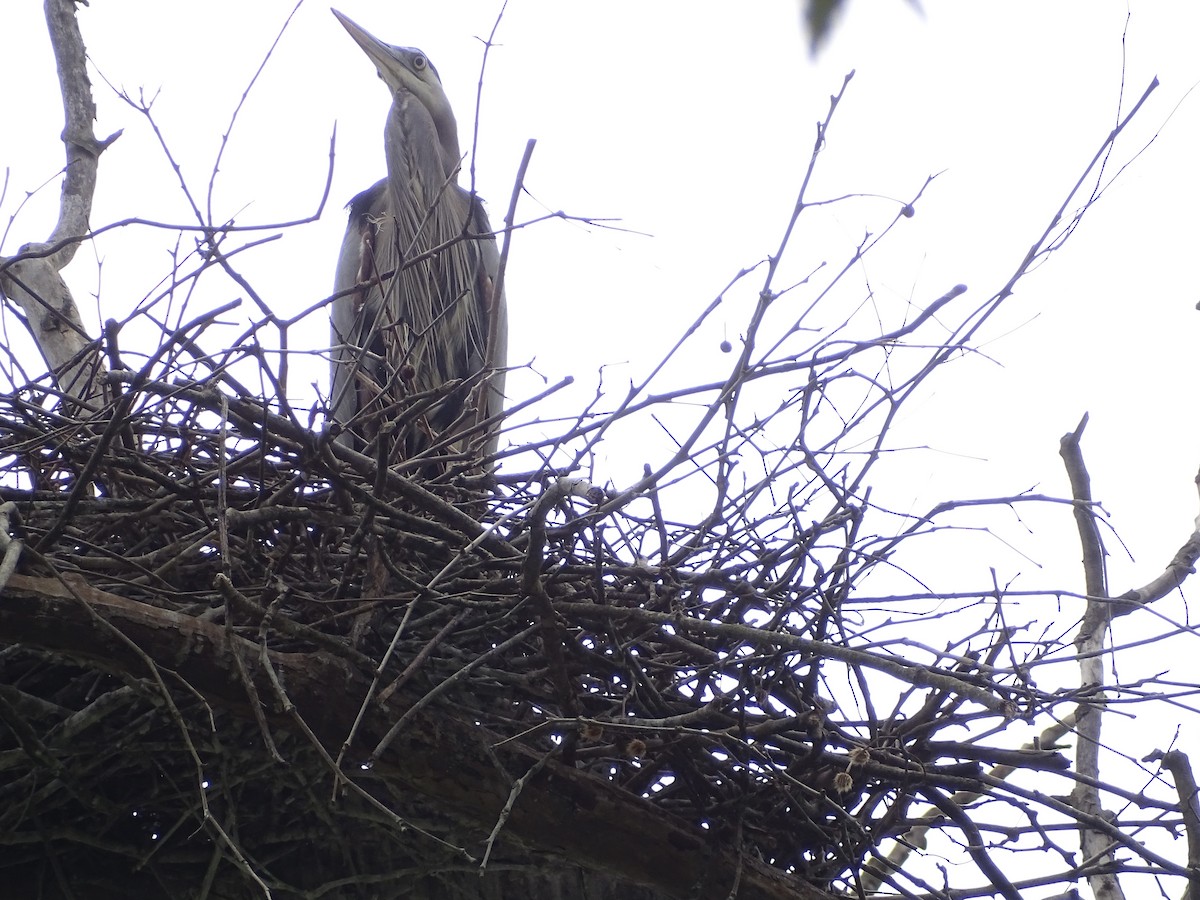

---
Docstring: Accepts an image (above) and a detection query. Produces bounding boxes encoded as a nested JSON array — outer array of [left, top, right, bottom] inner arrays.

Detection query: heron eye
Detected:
[[413, 55, 427, 71]]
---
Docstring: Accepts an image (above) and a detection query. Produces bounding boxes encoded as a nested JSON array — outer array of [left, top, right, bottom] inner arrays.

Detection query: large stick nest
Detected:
[[0, 299, 1065, 900]]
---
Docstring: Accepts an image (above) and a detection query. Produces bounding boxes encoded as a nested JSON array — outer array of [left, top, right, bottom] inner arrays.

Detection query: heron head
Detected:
[[332, 9, 460, 164]]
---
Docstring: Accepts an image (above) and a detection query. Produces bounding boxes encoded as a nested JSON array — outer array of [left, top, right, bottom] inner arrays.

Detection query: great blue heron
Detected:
[[329, 10, 507, 467]]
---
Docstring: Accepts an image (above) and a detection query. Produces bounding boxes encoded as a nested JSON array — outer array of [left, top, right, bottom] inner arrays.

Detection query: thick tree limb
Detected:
[[1145, 749, 1200, 900], [0, 571, 834, 900], [0, 0, 117, 404], [1060, 418, 1124, 900]]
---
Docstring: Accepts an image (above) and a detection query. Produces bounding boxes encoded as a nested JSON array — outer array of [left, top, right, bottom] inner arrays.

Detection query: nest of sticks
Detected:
[[0, 306, 1063, 900]]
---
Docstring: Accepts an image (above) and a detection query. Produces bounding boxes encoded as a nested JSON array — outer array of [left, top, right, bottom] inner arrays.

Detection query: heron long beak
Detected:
[[331, 9, 408, 83]]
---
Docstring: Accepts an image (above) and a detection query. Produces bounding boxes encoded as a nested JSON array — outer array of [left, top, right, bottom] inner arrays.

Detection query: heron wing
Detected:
[[329, 180, 388, 441], [331, 177, 507, 458], [468, 195, 507, 454]]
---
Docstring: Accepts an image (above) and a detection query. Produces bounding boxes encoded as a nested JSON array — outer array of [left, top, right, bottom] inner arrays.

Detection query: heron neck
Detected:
[[385, 95, 458, 209], [430, 112, 462, 179], [389, 88, 461, 182]]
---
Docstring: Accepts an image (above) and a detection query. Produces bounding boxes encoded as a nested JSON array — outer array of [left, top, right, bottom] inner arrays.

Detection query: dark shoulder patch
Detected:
[[346, 179, 387, 216], [469, 194, 498, 243]]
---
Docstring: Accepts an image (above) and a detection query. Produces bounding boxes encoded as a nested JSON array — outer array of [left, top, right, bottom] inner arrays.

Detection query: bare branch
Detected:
[[0, 0, 117, 404]]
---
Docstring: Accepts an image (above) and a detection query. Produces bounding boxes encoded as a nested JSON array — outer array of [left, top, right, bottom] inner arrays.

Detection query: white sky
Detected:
[[5, 0, 1200, 885]]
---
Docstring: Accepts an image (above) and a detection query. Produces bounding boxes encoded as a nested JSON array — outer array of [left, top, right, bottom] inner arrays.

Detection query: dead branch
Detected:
[[0, 0, 116, 405]]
